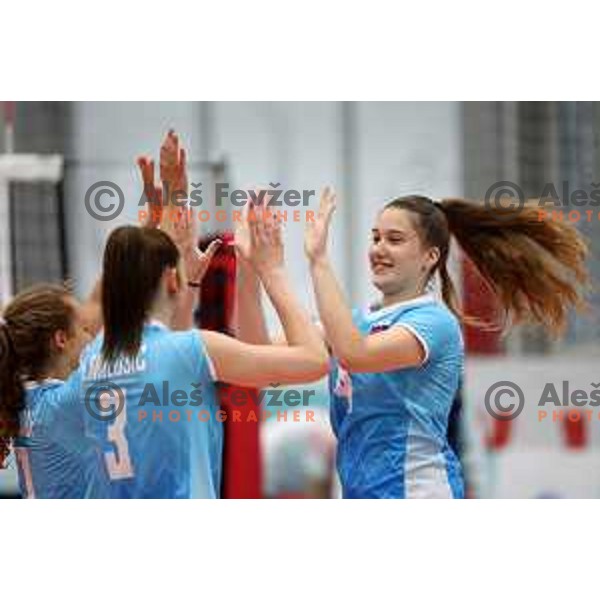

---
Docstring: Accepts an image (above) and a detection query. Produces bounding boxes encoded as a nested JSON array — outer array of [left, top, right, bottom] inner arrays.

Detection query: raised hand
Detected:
[[170, 205, 221, 285], [159, 130, 188, 232], [234, 188, 280, 266], [234, 197, 253, 264], [137, 156, 162, 228], [138, 156, 155, 195], [159, 130, 181, 189], [176, 147, 188, 198], [248, 204, 284, 275], [305, 186, 336, 263]]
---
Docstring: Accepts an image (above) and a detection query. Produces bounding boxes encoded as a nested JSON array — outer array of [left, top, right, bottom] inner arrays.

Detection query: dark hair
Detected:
[[0, 284, 75, 467], [383, 196, 589, 334], [101, 226, 180, 363]]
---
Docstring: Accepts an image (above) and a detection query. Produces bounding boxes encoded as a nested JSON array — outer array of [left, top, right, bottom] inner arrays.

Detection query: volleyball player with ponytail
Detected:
[[81, 200, 328, 498], [0, 130, 195, 498], [70, 131, 327, 498], [0, 144, 168, 498], [303, 190, 588, 498], [236, 188, 589, 498], [0, 283, 106, 498]]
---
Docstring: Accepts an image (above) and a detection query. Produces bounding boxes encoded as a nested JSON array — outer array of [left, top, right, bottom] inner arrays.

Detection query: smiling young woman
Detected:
[[304, 190, 588, 498], [235, 188, 589, 499]]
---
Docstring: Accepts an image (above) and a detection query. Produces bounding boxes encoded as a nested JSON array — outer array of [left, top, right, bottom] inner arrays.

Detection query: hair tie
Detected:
[[0, 317, 6, 327]]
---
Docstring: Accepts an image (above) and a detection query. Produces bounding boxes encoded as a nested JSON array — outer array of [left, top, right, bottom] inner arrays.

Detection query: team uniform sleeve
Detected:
[[34, 368, 86, 455], [35, 343, 95, 452], [190, 330, 217, 383], [396, 305, 460, 366]]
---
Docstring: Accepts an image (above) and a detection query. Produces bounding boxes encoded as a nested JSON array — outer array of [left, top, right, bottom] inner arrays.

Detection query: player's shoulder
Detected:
[[362, 294, 459, 329], [394, 297, 463, 360], [155, 327, 202, 352], [151, 327, 212, 372], [402, 298, 461, 332], [131, 321, 197, 355], [25, 379, 66, 403], [24, 379, 73, 423]]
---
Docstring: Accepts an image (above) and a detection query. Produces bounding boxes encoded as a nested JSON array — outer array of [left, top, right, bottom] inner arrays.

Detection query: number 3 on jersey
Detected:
[[101, 390, 134, 480]]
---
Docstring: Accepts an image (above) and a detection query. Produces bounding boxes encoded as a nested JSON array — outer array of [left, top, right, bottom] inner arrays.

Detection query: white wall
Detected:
[[354, 101, 463, 307], [64, 101, 463, 323], [465, 356, 600, 498], [65, 102, 201, 296]]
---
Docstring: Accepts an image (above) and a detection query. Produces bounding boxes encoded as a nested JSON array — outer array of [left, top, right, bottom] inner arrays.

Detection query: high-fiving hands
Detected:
[[160, 130, 187, 197], [170, 206, 221, 285], [136, 130, 219, 286], [247, 204, 284, 276], [234, 191, 285, 276], [304, 186, 337, 263], [138, 134, 337, 285], [137, 156, 163, 228], [159, 130, 187, 234]]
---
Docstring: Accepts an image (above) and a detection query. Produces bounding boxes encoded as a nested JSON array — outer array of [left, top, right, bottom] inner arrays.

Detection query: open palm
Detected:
[[305, 187, 337, 262], [170, 207, 220, 283], [234, 201, 252, 263]]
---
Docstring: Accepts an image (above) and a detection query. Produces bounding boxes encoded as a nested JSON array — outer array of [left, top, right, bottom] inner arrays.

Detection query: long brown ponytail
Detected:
[[0, 284, 75, 467], [384, 196, 589, 335]]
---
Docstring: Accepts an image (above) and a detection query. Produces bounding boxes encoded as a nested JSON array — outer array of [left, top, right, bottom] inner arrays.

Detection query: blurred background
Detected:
[[1, 101, 599, 498]]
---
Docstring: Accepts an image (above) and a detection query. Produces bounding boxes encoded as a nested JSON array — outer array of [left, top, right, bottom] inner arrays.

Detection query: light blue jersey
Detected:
[[14, 369, 108, 499], [81, 321, 222, 499], [329, 294, 464, 499]]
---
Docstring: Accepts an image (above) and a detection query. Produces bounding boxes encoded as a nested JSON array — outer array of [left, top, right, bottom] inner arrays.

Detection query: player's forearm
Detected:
[[259, 267, 325, 360], [309, 257, 365, 368], [234, 259, 271, 344]]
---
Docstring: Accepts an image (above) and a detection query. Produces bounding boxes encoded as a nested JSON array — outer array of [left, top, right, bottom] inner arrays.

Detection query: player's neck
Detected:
[[380, 289, 425, 308], [148, 303, 176, 329], [39, 357, 71, 382]]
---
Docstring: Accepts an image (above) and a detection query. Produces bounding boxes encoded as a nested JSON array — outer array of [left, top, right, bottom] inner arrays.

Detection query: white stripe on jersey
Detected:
[[404, 421, 453, 499]]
